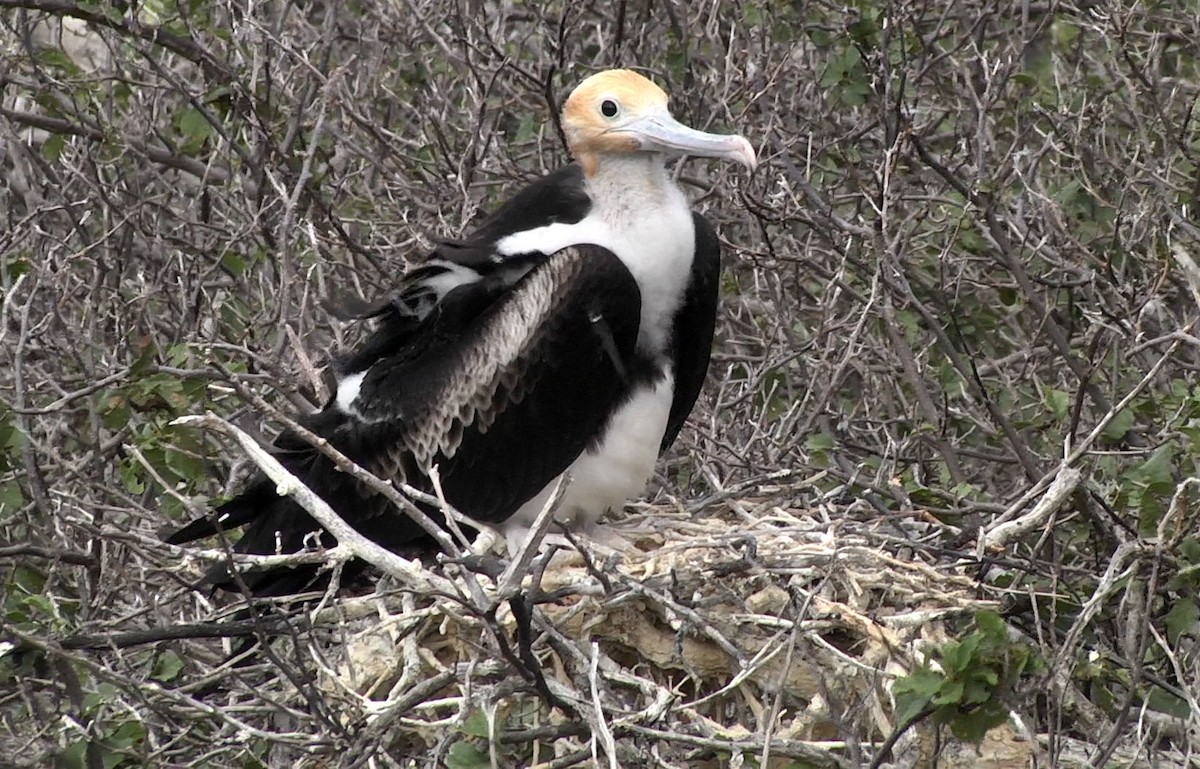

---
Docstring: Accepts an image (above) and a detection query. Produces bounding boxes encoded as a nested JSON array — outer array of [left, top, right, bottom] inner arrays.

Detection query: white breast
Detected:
[[500, 370, 674, 553], [495, 178, 696, 357]]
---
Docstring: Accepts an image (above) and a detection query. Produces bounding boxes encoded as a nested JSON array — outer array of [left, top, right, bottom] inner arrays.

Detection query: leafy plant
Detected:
[[893, 611, 1040, 743]]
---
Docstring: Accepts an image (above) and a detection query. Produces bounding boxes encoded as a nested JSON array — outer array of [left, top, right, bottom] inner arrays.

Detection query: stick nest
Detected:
[[288, 504, 1016, 768]]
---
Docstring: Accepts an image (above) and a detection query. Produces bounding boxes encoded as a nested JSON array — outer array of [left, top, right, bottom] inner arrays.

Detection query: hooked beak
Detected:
[[614, 112, 757, 171]]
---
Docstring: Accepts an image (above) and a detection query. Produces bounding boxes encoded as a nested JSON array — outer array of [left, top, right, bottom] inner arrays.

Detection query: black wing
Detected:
[[660, 212, 722, 452], [445, 164, 591, 258], [338, 164, 593, 372], [167, 245, 647, 591]]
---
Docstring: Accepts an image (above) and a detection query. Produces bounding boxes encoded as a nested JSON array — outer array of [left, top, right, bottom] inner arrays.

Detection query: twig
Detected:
[[495, 475, 570, 600], [979, 336, 1182, 545], [618, 723, 850, 767], [207, 375, 463, 558], [977, 466, 1082, 551], [589, 642, 618, 769], [173, 414, 454, 596], [0, 544, 96, 567]]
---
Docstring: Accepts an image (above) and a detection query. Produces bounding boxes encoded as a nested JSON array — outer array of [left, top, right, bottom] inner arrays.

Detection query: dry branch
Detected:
[[172, 413, 454, 596], [4, 0, 1200, 765]]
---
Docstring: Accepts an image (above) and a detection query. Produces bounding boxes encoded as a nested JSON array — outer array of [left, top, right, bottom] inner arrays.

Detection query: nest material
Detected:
[[317, 506, 1030, 768]]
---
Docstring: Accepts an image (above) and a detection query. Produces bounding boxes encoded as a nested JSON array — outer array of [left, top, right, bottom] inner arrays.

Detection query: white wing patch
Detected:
[[419, 260, 480, 298], [336, 369, 367, 413], [495, 218, 613, 259], [403, 260, 483, 319]]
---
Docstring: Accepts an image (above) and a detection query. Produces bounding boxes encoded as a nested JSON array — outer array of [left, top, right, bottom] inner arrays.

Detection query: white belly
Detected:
[[500, 370, 674, 552]]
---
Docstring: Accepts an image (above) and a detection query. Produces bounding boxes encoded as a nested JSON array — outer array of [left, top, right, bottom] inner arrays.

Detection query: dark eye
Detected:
[[600, 99, 619, 118]]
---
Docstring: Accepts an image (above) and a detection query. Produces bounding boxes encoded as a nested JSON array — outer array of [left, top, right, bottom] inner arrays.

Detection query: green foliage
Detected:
[[441, 704, 577, 767], [0, 479, 24, 515], [893, 612, 1039, 743], [57, 683, 151, 769], [1163, 538, 1200, 652], [175, 107, 214, 154], [818, 45, 871, 107], [805, 432, 835, 466], [1110, 441, 1178, 533], [42, 133, 67, 162], [151, 650, 185, 682], [1042, 387, 1071, 422], [4, 563, 80, 634], [1101, 408, 1136, 443], [445, 741, 490, 769], [1164, 599, 1199, 646], [35, 47, 83, 77]]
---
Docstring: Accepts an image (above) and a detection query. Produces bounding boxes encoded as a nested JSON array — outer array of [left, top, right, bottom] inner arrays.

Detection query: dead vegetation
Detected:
[[3, 0, 1200, 766]]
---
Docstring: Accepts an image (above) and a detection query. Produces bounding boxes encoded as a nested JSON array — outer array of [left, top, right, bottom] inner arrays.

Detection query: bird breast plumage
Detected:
[[494, 172, 697, 358]]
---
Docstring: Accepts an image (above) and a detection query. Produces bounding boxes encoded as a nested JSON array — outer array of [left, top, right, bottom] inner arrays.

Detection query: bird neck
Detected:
[[583, 153, 678, 222], [578, 152, 695, 359]]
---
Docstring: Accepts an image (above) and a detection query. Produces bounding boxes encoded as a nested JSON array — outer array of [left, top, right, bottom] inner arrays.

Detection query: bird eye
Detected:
[[600, 99, 619, 118]]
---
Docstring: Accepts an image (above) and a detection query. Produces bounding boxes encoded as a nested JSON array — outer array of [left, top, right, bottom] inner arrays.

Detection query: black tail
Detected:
[[165, 481, 275, 546], [165, 455, 437, 596], [166, 477, 338, 593]]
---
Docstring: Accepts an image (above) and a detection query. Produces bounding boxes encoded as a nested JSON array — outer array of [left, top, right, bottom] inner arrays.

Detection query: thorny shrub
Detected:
[[2, 0, 1200, 766]]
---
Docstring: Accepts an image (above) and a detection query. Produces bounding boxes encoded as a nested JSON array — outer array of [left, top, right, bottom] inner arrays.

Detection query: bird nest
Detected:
[[289, 503, 1031, 768]]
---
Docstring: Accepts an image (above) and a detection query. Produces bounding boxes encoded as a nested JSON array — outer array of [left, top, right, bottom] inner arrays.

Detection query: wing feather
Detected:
[[346, 245, 649, 521], [167, 244, 648, 587]]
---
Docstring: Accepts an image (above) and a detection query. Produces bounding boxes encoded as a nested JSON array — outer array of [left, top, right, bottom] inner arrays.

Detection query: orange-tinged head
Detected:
[[561, 69, 756, 175]]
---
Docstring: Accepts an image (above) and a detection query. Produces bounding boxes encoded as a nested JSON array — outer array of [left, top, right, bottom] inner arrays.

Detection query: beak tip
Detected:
[[736, 137, 758, 172]]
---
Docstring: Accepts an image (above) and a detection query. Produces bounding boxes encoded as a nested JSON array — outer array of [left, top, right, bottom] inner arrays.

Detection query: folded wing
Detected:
[[167, 244, 644, 592]]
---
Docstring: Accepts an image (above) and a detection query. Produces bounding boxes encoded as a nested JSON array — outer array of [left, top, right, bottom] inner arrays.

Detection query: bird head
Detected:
[[561, 69, 757, 176]]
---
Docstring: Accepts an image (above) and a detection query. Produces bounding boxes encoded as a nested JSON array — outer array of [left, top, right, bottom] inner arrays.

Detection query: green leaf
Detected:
[[460, 709, 491, 738], [164, 446, 205, 483], [1135, 444, 1176, 488], [933, 679, 964, 706], [0, 480, 26, 514], [950, 482, 980, 501], [806, 433, 835, 451], [1165, 599, 1199, 645], [1010, 647, 1032, 677], [43, 134, 67, 162], [119, 459, 146, 494], [100, 392, 132, 431], [847, 16, 879, 48], [152, 651, 184, 681], [221, 250, 248, 275], [111, 719, 147, 748], [1101, 408, 1135, 442], [59, 741, 88, 769], [37, 48, 81, 76], [1044, 388, 1070, 421], [1145, 686, 1191, 718], [893, 668, 943, 724], [963, 674, 998, 707], [1052, 19, 1080, 46], [12, 564, 45, 594], [176, 107, 213, 152], [2, 256, 30, 283], [445, 741, 490, 769], [974, 610, 1005, 638], [945, 634, 981, 673], [948, 701, 1008, 743]]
